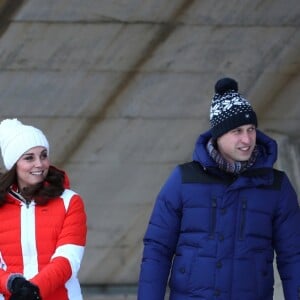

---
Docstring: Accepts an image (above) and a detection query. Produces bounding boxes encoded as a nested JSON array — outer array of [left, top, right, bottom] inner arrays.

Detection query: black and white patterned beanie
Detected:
[[209, 77, 257, 139]]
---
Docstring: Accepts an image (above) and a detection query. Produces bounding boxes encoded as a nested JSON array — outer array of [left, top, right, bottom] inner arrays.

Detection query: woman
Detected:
[[0, 119, 87, 300]]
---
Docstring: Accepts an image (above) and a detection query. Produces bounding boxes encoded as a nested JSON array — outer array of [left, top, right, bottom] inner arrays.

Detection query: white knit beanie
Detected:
[[0, 118, 49, 170]]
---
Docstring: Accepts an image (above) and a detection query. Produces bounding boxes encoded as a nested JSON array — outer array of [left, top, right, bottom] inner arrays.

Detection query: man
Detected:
[[138, 77, 300, 300]]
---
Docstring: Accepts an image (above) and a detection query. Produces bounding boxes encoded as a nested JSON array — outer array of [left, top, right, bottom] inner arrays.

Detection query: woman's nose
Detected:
[[34, 158, 43, 166]]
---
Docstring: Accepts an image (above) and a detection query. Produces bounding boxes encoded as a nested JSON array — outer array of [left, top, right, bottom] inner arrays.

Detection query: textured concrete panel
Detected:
[[16, 0, 184, 22], [0, 23, 159, 71], [181, 0, 300, 26], [69, 118, 206, 164], [0, 71, 121, 116]]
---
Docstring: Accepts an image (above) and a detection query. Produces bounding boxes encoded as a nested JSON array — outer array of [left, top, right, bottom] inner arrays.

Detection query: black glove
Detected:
[[9, 277, 41, 300]]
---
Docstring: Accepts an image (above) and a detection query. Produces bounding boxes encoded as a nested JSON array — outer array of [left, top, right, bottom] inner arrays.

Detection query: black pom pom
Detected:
[[214, 77, 238, 95]]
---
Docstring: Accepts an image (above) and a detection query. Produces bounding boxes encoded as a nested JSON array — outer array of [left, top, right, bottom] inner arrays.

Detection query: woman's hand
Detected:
[[9, 277, 41, 300]]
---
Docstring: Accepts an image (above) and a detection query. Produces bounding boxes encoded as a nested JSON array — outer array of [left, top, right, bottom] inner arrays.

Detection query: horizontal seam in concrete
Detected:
[[11, 20, 299, 28]]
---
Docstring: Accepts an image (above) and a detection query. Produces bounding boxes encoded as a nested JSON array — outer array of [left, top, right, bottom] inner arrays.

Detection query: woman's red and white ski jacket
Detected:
[[0, 175, 87, 300]]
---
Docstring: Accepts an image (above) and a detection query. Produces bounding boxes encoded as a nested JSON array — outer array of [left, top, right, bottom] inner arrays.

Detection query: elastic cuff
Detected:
[[7, 273, 24, 292]]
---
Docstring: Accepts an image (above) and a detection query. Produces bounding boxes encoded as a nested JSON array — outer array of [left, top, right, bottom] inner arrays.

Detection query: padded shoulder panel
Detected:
[[179, 161, 228, 184], [179, 161, 284, 190]]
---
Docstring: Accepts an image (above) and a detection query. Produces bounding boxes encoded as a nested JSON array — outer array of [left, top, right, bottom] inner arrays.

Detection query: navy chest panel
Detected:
[[177, 161, 283, 242]]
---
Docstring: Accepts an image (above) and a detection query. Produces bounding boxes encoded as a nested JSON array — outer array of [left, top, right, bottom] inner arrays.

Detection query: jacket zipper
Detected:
[[239, 199, 247, 240], [209, 197, 217, 239]]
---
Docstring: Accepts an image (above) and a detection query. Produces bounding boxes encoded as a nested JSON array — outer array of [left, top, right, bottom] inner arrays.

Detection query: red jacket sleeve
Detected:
[[0, 269, 11, 296]]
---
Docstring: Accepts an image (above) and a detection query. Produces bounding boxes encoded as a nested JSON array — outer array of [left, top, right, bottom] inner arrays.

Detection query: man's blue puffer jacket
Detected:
[[138, 130, 300, 300]]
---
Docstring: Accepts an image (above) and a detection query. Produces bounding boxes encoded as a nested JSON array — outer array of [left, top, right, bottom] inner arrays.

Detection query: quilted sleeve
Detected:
[[30, 193, 87, 298], [273, 173, 300, 299], [138, 166, 182, 300]]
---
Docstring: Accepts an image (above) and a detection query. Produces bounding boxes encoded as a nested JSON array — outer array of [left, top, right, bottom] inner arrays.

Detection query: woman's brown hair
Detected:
[[0, 165, 65, 206]]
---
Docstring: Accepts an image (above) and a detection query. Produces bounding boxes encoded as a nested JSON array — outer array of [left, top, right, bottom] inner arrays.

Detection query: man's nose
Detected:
[[241, 133, 251, 143]]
